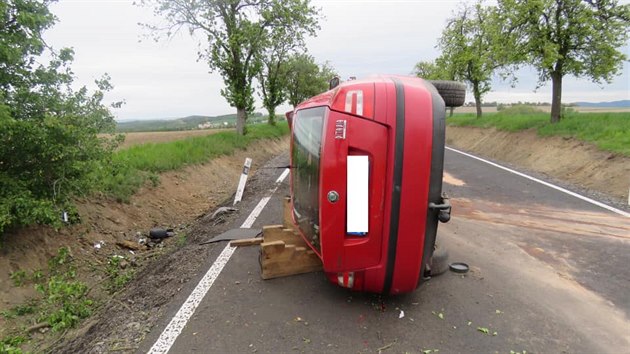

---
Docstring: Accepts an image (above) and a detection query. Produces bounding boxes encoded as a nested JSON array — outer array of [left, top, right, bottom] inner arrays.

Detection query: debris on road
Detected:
[[149, 228, 175, 239], [377, 341, 395, 353], [449, 262, 469, 273], [116, 240, 143, 251], [431, 311, 444, 320], [210, 206, 238, 220], [200, 228, 262, 245], [477, 327, 490, 334], [94, 240, 105, 250], [399, 310, 405, 319]]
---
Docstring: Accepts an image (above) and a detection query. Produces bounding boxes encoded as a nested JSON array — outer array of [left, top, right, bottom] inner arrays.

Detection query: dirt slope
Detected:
[[0, 137, 289, 352], [446, 126, 630, 204]]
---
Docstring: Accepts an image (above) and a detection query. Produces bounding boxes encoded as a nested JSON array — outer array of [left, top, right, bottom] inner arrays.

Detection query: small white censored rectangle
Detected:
[[346, 155, 369, 234]]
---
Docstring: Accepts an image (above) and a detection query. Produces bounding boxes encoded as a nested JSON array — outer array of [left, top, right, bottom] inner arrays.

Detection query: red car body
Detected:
[[289, 75, 449, 295]]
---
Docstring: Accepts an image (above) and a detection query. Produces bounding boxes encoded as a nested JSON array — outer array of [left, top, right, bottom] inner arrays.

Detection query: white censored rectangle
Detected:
[[346, 155, 369, 234]]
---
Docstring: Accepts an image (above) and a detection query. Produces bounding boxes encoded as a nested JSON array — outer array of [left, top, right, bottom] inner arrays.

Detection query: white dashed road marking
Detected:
[[148, 169, 290, 354]]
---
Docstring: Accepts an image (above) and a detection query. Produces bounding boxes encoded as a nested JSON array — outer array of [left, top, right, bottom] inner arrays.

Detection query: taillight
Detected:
[[330, 83, 375, 120]]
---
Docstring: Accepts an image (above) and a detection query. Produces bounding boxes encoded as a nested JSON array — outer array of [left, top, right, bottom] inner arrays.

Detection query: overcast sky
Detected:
[[45, 0, 630, 121]]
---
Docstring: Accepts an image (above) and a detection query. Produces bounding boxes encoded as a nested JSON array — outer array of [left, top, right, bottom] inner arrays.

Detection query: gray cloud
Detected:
[[44, 0, 629, 121]]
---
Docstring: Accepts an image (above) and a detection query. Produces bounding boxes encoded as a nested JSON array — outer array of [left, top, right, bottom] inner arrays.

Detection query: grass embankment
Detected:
[[101, 122, 289, 201], [448, 106, 630, 156]]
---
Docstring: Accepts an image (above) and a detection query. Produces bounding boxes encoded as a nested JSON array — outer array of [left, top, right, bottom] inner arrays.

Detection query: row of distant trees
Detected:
[[461, 102, 559, 107], [140, 0, 334, 135], [414, 0, 629, 122]]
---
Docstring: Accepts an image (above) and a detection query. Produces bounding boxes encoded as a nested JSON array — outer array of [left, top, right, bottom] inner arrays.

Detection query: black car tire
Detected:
[[428, 80, 466, 107]]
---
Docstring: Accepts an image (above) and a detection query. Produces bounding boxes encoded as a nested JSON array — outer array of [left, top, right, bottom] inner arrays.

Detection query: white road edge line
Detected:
[[148, 168, 291, 354], [276, 167, 290, 184], [446, 147, 630, 218]]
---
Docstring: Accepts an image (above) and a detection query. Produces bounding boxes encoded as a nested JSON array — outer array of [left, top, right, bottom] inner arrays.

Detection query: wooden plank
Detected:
[[229, 238, 263, 247], [261, 239, 322, 279], [261, 225, 308, 247], [259, 226, 322, 280]]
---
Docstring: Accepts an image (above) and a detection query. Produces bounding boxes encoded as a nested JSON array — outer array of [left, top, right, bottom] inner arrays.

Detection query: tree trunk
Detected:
[[267, 107, 276, 125], [473, 83, 482, 118], [236, 107, 247, 135], [550, 71, 562, 124], [449, 107, 454, 117]]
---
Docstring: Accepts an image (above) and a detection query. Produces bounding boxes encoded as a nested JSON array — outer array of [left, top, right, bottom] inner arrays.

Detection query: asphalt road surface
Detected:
[[138, 149, 630, 354]]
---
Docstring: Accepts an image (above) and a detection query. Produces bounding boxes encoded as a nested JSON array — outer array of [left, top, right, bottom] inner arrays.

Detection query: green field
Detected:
[[100, 122, 289, 201], [448, 107, 630, 156], [116, 113, 267, 132]]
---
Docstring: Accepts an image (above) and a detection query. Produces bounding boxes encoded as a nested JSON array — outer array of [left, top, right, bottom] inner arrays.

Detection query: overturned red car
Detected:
[[288, 75, 465, 294]]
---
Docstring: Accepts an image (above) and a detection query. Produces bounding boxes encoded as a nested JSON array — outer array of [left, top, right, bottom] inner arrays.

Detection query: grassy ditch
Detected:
[[447, 107, 630, 156], [99, 122, 289, 202]]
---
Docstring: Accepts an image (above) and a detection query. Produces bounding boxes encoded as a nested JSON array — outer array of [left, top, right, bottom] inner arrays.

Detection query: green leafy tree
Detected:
[[413, 59, 458, 116], [257, 28, 291, 126], [438, 1, 512, 117], [413, 60, 448, 80], [285, 53, 336, 108], [0, 0, 120, 235], [497, 0, 630, 123], [257, 19, 315, 125], [141, 0, 320, 135]]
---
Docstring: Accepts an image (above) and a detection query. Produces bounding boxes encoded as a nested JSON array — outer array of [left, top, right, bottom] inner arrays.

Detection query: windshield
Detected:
[[291, 106, 325, 249]]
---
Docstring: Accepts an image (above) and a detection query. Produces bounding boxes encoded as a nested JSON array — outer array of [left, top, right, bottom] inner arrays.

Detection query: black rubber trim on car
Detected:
[[419, 81, 446, 283], [382, 78, 405, 295]]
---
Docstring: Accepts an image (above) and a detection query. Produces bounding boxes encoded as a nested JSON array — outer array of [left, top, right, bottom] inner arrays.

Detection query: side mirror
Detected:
[[285, 111, 294, 129], [329, 76, 340, 90]]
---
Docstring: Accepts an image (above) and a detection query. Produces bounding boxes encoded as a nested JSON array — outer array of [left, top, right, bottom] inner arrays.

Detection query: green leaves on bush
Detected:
[[36, 275, 93, 332], [104, 256, 134, 294], [0, 335, 26, 354], [34, 247, 93, 332], [0, 1, 122, 235]]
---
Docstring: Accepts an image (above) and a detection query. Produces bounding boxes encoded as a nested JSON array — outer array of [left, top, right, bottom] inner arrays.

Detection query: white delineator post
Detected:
[[234, 158, 252, 205]]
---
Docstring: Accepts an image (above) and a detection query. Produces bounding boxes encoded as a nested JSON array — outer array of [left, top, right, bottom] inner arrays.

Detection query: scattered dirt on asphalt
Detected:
[[452, 197, 630, 240], [442, 218, 630, 353], [443, 172, 466, 186], [0, 136, 289, 352], [446, 126, 630, 202]]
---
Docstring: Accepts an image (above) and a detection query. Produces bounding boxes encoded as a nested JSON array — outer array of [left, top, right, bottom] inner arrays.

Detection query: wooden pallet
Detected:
[[230, 197, 322, 279]]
